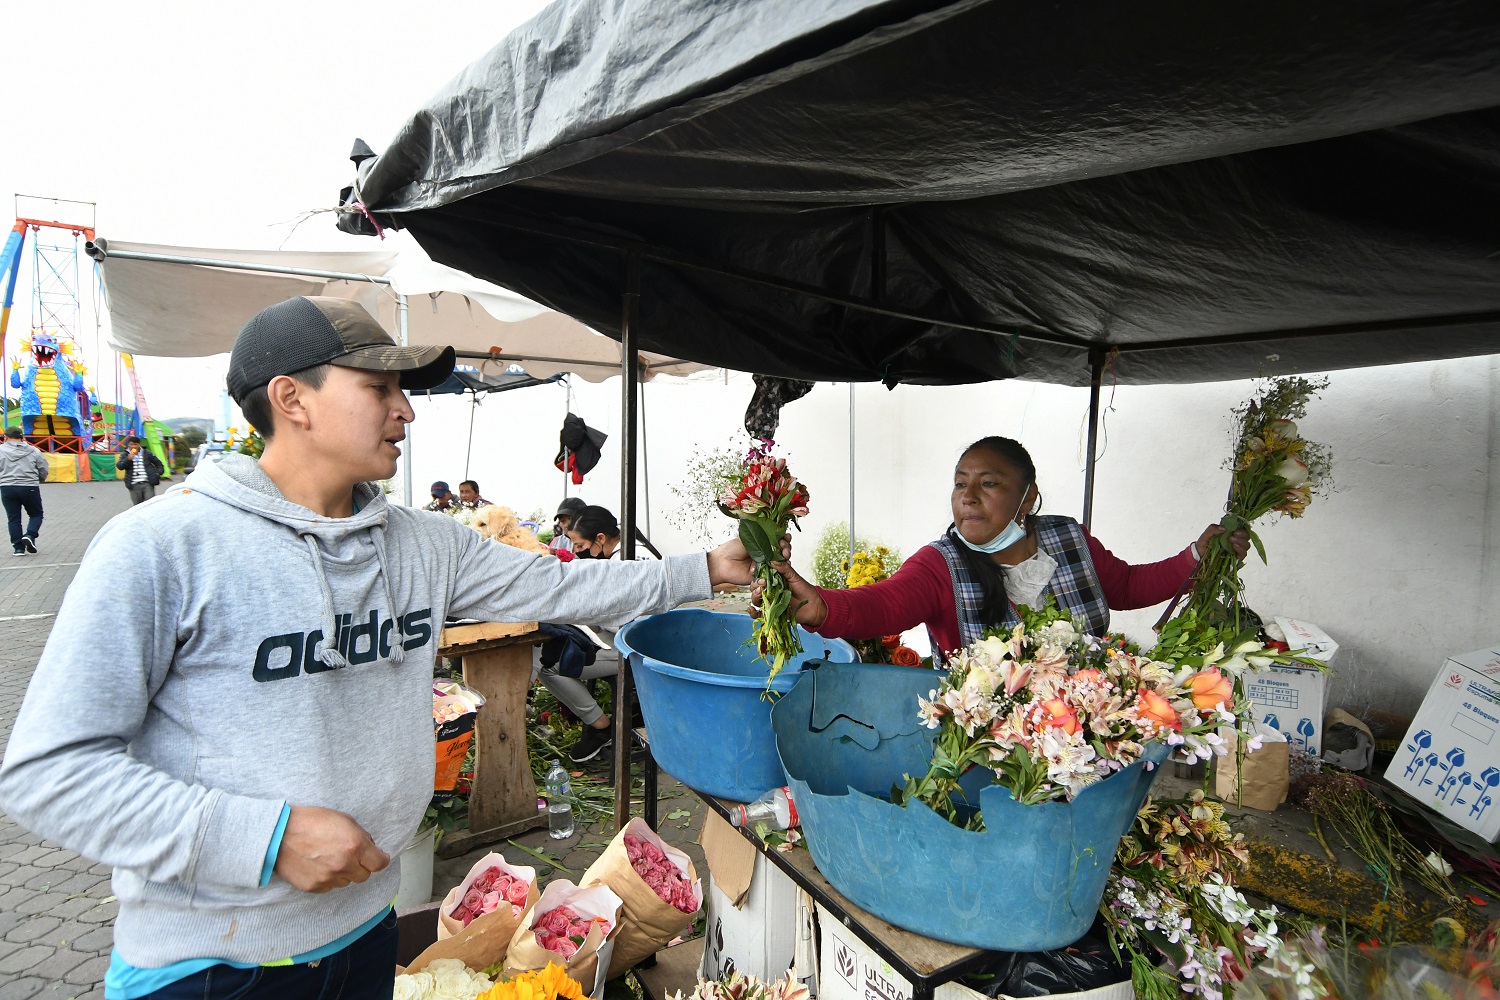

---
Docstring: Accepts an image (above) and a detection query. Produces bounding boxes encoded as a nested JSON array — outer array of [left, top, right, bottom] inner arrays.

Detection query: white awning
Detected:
[[93, 239, 705, 382]]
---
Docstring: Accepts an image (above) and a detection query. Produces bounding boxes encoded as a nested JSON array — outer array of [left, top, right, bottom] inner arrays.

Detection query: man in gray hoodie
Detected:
[[0, 297, 758, 1000], [0, 424, 49, 555]]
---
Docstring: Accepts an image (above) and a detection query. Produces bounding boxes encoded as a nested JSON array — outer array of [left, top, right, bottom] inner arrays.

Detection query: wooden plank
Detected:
[[438, 620, 539, 653], [635, 938, 706, 1000], [435, 813, 548, 860], [463, 644, 543, 837]]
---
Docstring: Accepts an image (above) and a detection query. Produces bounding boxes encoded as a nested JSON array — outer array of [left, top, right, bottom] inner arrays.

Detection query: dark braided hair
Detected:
[[947, 436, 1040, 626]]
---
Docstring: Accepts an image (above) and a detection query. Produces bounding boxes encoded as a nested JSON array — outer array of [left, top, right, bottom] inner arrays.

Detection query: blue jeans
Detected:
[[1, 485, 43, 551], [145, 910, 399, 1000]]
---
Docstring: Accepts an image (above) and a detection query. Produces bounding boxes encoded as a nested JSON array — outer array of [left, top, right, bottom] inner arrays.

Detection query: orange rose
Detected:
[[891, 646, 922, 668], [1039, 697, 1081, 736], [1189, 668, 1234, 712], [881, 635, 902, 650], [1135, 689, 1181, 732]]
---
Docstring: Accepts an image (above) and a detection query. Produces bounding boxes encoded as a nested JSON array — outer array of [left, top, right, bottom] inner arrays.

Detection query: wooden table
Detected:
[[695, 791, 995, 1000], [435, 621, 548, 858]]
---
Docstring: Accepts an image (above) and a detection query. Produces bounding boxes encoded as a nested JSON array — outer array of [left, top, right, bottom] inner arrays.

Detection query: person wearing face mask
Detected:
[[566, 505, 622, 560], [538, 505, 627, 763], [761, 435, 1248, 662]]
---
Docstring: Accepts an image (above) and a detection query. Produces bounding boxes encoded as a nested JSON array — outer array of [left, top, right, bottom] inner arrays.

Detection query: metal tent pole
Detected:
[[613, 256, 642, 830], [849, 383, 857, 562], [399, 294, 413, 508], [1081, 348, 1105, 529]]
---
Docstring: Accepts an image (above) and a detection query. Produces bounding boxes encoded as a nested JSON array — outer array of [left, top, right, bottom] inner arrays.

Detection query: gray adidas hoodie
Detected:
[[0, 438, 49, 486], [0, 454, 710, 968]]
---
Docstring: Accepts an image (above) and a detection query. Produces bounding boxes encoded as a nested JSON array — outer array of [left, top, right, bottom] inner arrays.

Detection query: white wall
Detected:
[[403, 355, 1500, 716]]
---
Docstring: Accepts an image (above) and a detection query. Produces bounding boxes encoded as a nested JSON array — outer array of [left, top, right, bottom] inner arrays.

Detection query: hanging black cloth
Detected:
[[744, 374, 815, 441], [555, 412, 608, 484]]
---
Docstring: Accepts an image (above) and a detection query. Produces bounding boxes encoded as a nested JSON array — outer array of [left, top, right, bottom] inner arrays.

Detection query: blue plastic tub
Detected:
[[615, 609, 857, 802], [772, 660, 1167, 951]]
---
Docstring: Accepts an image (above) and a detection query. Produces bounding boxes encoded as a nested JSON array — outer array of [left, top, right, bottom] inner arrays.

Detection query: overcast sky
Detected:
[[0, 1, 551, 422]]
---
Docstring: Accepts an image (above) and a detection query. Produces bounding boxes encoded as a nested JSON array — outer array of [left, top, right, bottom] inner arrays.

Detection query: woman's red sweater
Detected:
[[816, 530, 1197, 656]]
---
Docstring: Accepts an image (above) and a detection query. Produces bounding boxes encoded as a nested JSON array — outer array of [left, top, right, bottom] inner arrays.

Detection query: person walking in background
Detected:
[[117, 436, 164, 505], [0, 425, 48, 555]]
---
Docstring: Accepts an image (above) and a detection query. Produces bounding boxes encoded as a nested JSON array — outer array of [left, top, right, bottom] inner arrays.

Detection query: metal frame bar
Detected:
[[83, 241, 395, 286], [614, 256, 642, 829], [1081, 347, 1106, 528]]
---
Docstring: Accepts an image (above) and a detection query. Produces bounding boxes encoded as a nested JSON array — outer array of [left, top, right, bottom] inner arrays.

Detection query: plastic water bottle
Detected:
[[729, 787, 798, 830], [545, 760, 575, 839]]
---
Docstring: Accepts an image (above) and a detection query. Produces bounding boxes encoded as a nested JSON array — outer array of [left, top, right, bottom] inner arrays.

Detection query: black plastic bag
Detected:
[[962, 919, 1129, 997]]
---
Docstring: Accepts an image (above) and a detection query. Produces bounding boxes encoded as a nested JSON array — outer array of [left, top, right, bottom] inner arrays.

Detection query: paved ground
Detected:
[[1, 481, 133, 1000], [0, 480, 710, 999]]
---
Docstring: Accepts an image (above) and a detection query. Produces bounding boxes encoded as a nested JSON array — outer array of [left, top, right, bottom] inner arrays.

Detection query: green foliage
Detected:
[[811, 521, 902, 589], [237, 430, 265, 459]]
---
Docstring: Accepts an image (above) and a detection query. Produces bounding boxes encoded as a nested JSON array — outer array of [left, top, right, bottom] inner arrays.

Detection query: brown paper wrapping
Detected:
[[404, 855, 539, 974], [1215, 730, 1290, 811], [580, 816, 703, 978], [506, 880, 623, 998]]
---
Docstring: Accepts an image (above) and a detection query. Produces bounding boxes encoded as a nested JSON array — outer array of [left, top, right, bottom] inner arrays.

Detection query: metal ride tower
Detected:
[[1, 196, 163, 478], [1, 196, 97, 453]]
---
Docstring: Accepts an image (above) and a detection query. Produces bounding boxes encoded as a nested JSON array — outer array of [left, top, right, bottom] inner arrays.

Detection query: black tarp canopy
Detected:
[[339, 0, 1500, 387]]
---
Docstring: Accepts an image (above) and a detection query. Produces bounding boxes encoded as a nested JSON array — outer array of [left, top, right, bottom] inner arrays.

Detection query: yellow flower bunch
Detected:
[[844, 547, 892, 588], [476, 964, 584, 1000]]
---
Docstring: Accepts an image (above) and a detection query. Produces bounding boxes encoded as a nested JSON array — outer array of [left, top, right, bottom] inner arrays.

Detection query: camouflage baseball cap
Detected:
[[226, 296, 455, 402]]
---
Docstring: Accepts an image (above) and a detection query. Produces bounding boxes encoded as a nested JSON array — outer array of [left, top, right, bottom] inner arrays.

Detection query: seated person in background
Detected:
[[425, 480, 454, 511], [458, 480, 491, 507], [550, 497, 586, 554], [538, 505, 627, 763]]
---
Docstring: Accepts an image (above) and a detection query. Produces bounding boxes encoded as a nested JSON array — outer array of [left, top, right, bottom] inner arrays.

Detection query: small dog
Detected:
[[472, 505, 552, 555]]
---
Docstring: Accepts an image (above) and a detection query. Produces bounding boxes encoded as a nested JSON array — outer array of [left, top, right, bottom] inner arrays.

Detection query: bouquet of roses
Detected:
[[531, 906, 612, 959], [451, 866, 534, 928], [897, 600, 1257, 827], [625, 833, 699, 914], [719, 439, 810, 684], [394, 958, 495, 1000], [1169, 376, 1333, 631]]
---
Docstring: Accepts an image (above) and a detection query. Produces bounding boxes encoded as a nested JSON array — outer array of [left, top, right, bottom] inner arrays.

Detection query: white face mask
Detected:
[[956, 483, 1031, 555]]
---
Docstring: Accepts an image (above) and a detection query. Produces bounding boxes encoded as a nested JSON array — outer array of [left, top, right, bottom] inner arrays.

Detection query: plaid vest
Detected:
[[931, 515, 1111, 653]]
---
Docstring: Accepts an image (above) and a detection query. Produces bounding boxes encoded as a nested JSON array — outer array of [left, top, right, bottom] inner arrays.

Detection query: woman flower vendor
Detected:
[[760, 436, 1249, 661]]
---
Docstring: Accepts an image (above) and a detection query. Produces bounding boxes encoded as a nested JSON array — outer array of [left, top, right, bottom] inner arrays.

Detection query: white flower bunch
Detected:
[[394, 959, 494, 1000]]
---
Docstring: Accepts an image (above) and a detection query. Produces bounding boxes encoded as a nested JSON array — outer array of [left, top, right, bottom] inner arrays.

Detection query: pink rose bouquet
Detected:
[[625, 833, 699, 914], [532, 905, 613, 959], [450, 865, 533, 928]]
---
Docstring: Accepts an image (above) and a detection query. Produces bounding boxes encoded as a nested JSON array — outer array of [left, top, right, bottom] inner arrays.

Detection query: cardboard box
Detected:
[[1242, 618, 1336, 758], [1386, 643, 1500, 841], [815, 903, 1131, 1000], [699, 811, 801, 982]]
